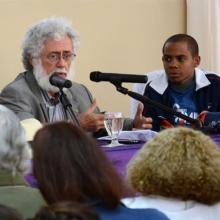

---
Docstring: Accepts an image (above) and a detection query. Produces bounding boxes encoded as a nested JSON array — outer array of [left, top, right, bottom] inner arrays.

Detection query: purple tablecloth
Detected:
[[210, 134, 220, 145], [98, 140, 145, 178], [25, 134, 220, 187]]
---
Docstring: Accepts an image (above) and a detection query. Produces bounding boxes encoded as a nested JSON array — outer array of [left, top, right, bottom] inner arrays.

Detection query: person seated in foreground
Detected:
[[123, 127, 220, 220], [32, 121, 169, 220], [142, 34, 220, 132], [27, 201, 100, 220], [0, 105, 46, 219], [0, 204, 23, 220]]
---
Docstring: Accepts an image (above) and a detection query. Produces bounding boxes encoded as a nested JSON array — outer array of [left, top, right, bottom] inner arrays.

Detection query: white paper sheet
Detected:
[[98, 129, 157, 142]]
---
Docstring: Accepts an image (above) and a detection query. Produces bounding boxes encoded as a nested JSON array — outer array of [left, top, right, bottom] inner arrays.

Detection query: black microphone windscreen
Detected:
[[90, 71, 148, 83], [90, 71, 101, 82], [49, 74, 72, 88], [64, 80, 72, 88]]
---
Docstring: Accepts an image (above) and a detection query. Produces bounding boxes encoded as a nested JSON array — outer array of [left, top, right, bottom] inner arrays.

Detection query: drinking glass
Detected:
[[104, 112, 124, 147]]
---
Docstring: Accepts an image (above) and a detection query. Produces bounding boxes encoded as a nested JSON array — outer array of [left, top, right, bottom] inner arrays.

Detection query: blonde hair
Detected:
[[127, 127, 220, 205]]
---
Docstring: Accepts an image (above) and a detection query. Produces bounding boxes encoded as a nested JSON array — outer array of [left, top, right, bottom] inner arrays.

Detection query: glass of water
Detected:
[[104, 112, 124, 147]]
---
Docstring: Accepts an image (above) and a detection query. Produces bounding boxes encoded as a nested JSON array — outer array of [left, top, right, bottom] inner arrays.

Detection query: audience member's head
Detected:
[[0, 204, 23, 220], [28, 201, 100, 220], [0, 105, 31, 175], [127, 127, 220, 205], [32, 122, 125, 207]]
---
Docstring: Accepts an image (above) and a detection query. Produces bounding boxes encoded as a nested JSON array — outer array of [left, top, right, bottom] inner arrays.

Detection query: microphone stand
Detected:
[[110, 82, 201, 129], [59, 88, 80, 127]]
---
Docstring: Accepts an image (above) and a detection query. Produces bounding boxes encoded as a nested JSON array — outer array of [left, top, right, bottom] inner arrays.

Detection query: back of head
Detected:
[[127, 127, 220, 205], [30, 201, 100, 220], [162, 33, 199, 57], [0, 204, 23, 220], [22, 16, 80, 71], [32, 122, 124, 207], [0, 105, 31, 174]]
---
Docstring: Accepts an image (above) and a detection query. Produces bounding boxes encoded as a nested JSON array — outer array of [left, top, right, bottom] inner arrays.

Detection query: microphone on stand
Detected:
[[49, 73, 79, 127], [90, 71, 220, 134], [49, 74, 72, 88], [90, 71, 148, 83]]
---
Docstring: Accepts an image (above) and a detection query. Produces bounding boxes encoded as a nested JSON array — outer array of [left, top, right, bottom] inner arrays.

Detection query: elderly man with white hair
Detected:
[[0, 105, 45, 219], [0, 17, 152, 136]]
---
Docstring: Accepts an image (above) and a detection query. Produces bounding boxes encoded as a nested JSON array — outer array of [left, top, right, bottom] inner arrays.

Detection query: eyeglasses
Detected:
[[46, 52, 76, 63]]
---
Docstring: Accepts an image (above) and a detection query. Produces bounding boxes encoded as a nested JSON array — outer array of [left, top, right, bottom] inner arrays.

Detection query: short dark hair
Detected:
[[29, 201, 100, 220], [32, 122, 125, 208], [162, 34, 199, 57]]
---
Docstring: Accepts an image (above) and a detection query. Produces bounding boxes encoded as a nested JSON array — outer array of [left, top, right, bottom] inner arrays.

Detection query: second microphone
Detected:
[[90, 71, 148, 83]]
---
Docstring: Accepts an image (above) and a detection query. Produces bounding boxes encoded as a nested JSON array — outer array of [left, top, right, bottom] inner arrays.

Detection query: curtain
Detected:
[[187, 0, 220, 72]]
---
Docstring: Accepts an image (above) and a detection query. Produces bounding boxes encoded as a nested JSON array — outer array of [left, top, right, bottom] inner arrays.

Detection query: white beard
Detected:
[[32, 59, 75, 93]]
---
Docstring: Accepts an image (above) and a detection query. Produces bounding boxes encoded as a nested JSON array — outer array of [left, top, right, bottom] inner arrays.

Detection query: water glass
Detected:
[[104, 112, 124, 147]]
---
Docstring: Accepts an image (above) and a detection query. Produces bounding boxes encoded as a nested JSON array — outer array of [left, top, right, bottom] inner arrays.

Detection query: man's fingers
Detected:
[[135, 102, 144, 117], [85, 98, 98, 114], [140, 117, 153, 128], [79, 112, 105, 132], [145, 117, 153, 123]]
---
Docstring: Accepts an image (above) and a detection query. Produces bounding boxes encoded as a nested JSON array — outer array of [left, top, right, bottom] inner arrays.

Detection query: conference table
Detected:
[[24, 134, 220, 187]]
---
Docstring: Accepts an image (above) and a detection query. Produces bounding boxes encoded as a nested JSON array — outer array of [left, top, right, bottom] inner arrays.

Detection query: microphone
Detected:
[[90, 71, 148, 83], [49, 74, 72, 88]]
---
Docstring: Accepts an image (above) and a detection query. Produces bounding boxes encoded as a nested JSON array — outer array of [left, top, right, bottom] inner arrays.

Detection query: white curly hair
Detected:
[[0, 105, 32, 174], [21, 16, 80, 71]]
